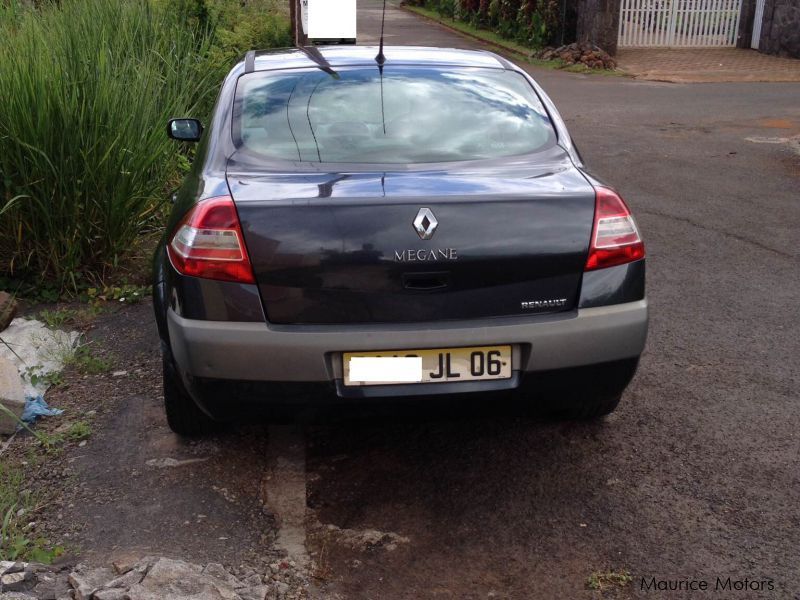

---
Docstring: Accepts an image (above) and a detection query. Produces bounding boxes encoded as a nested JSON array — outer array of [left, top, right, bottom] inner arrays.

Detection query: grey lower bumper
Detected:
[[167, 300, 648, 382]]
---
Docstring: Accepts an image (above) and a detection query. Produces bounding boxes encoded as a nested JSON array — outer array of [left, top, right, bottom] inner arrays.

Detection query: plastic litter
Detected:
[[21, 395, 63, 424], [0, 317, 80, 397]]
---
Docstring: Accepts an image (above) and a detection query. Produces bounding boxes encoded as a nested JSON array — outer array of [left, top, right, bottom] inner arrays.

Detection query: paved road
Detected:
[[317, 2, 800, 597], [55, 3, 799, 599]]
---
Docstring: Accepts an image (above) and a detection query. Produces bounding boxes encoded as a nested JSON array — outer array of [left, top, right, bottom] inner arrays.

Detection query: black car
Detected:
[[154, 46, 647, 436]]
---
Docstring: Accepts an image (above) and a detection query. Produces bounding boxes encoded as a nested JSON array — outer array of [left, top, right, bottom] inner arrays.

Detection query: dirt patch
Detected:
[[5, 301, 282, 572], [758, 118, 799, 129]]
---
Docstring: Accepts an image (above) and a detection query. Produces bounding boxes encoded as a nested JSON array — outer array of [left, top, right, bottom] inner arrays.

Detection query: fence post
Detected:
[[292, 0, 309, 46]]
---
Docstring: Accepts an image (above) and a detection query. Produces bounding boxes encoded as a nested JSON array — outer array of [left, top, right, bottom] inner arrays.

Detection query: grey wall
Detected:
[[758, 0, 800, 57], [737, 0, 757, 48], [739, 0, 800, 57], [574, 0, 621, 55]]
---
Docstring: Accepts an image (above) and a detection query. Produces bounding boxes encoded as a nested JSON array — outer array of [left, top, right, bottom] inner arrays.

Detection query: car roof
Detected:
[[250, 46, 511, 72]]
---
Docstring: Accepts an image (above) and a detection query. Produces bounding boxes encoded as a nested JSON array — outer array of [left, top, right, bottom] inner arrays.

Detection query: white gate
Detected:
[[618, 0, 744, 48]]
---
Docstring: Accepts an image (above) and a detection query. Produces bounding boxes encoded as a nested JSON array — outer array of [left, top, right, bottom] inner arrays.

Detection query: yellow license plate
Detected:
[[343, 345, 512, 386]]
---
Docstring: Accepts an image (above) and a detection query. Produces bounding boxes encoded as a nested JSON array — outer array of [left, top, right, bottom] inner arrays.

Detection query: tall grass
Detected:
[[0, 0, 289, 291]]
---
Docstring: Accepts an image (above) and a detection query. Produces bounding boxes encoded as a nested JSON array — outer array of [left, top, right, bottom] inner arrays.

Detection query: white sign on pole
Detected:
[[307, 0, 357, 39], [300, 0, 308, 35]]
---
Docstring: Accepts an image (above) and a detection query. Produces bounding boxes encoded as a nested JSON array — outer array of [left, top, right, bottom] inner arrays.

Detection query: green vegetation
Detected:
[[405, 5, 626, 76], [0, 464, 64, 562], [405, 0, 560, 50], [26, 418, 93, 454], [36, 308, 82, 329], [68, 346, 112, 375], [0, 399, 93, 565], [0, 329, 99, 563], [33, 431, 65, 455], [0, 0, 290, 293], [86, 283, 151, 305], [23, 365, 64, 390], [587, 570, 633, 591], [65, 420, 92, 442], [408, 4, 543, 54], [36, 305, 105, 329]]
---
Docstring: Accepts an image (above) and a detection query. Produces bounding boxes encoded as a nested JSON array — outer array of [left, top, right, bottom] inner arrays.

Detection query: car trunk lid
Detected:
[[227, 151, 595, 324]]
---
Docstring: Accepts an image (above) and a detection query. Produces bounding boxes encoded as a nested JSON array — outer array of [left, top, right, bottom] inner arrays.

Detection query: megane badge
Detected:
[[413, 207, 438, 240]]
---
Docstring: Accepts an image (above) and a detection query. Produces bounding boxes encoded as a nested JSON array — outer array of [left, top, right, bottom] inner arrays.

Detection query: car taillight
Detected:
[[585, 186, 645, 271], [167, 195, 255, 284]]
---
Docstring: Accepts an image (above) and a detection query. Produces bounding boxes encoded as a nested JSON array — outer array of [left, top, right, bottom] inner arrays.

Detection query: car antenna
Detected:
[[376, 0, 387, 134], [376, 0, 387, 68]]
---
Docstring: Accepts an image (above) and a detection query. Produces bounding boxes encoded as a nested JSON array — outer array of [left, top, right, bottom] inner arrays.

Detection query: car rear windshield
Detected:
[[232, 66, 556, 164]]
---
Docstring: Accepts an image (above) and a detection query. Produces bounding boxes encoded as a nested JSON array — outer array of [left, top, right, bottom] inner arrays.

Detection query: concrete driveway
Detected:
[[27, 2, 800, 599], [616, 47, 800, 82]]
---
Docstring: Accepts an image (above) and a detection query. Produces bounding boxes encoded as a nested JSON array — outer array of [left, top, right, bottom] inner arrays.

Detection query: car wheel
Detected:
[[543, 391, 623, 420], [515, 358, 638, 420], [162, 347, 220, 437]]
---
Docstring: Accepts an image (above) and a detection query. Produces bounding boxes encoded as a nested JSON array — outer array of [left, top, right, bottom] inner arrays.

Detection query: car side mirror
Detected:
[[167, 118, 203, 142]]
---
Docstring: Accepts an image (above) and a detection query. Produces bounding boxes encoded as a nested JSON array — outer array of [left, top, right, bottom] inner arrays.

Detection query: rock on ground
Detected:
[[0, 538, 308, 599], [62, 556, 309, 600], [0, 561, 72, 599], [0, 357, 25, 435], [535, 42, 617, 69], [69, 566, 115, 600], [0, 292, 17, 332]]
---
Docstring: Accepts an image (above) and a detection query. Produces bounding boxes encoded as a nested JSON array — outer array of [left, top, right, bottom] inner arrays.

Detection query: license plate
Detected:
[[343, 345, 512, 386]]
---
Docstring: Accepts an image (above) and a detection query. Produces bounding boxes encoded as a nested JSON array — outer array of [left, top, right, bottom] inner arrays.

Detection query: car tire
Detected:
[[515, 358, 638, 420], [544, 391, 623, 420], [162, 347, 220, 437]]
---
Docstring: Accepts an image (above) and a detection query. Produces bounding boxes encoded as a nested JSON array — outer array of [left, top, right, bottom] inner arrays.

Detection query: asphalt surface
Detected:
[[47, 3, 800, 599]]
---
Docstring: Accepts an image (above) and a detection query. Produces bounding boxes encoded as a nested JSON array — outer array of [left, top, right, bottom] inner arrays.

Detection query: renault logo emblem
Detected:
[[413, 207, 438, 240]]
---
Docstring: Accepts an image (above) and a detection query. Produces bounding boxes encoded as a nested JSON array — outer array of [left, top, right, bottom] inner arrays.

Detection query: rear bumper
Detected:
[[167, 299, 648, 389]]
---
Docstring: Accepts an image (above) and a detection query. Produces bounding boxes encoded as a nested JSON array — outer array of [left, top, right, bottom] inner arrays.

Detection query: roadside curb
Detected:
[[400, 4, 531, 60], [399, 4, 628, 77]]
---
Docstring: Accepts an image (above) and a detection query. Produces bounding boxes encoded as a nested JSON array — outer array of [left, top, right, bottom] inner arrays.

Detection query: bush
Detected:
[[413, 0, 560, 49], [167, 0, 292, 72], [0, 0, 289, 291]]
